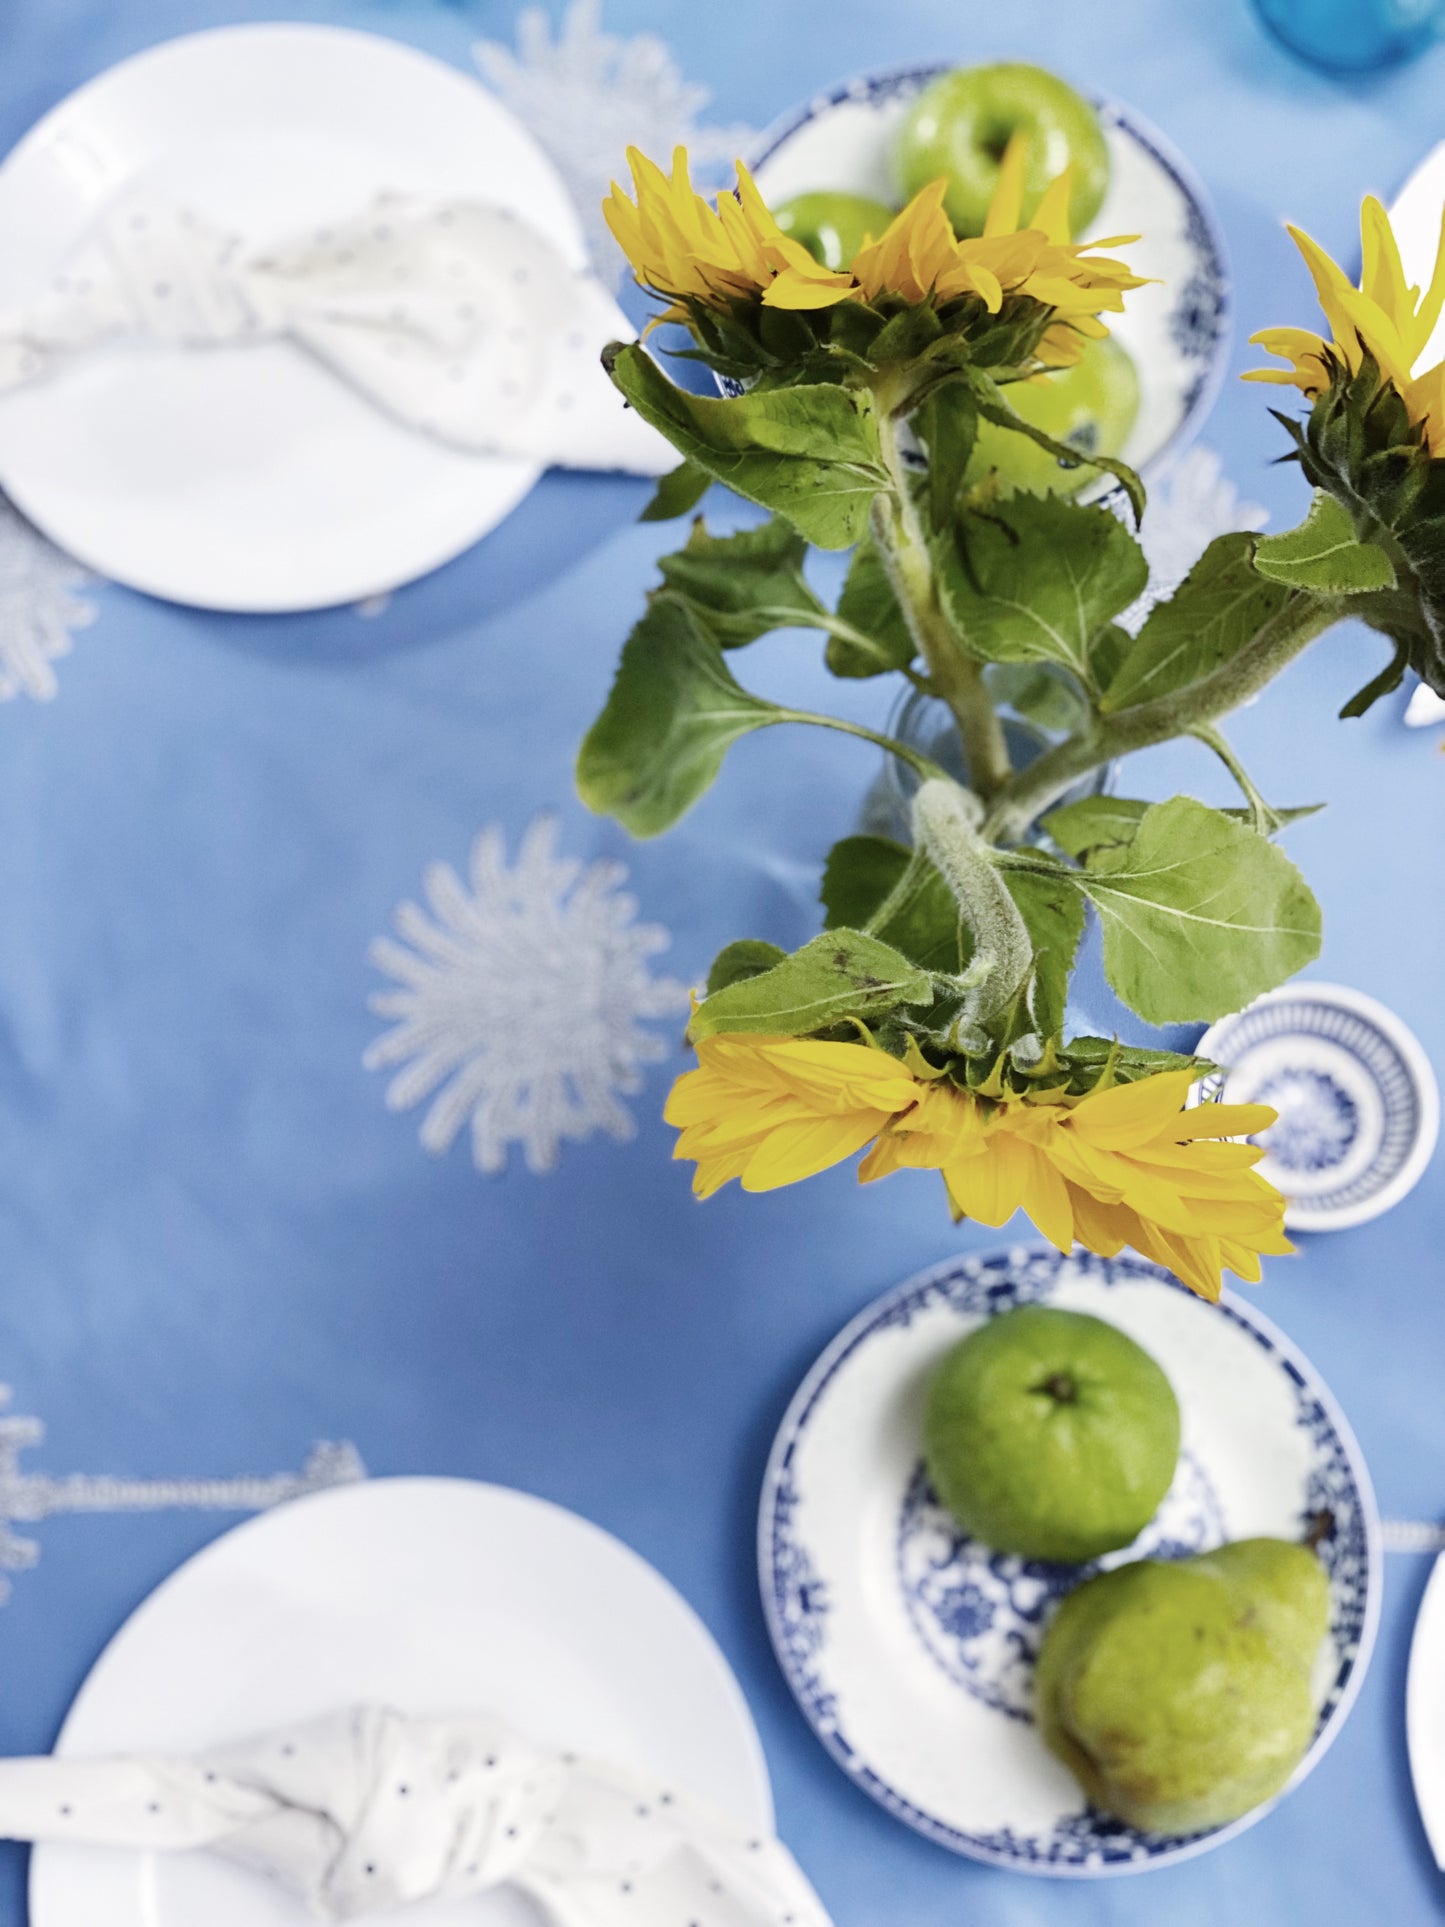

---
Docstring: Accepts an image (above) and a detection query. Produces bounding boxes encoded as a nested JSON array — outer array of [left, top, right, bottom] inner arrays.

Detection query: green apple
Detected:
[[1036, 1540, 1330, 1835], [772, 191, 897, 271], [965, 335, 1140, 497], [896, 63, 1110, 239], [923, 1305, 1180, 1563]]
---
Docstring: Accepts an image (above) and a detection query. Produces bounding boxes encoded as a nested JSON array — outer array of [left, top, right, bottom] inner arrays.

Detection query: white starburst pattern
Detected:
[[365, 816, 691, 1175], [0, 1386, 364, 1603], [0, 495, 96, 701], [474, 0, 755, 283], [1119, 444, 1268, 635]]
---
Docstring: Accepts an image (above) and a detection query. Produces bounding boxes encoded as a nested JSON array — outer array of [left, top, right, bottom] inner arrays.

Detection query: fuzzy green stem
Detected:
[[869, 392, 1012, 800], [913, 778, 1033, 1032], [982, 591, 1347, 844]]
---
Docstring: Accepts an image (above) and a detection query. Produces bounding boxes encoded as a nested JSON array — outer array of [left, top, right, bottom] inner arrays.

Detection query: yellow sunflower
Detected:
[[1248, 195, 1445, 452], [665, 1037, 1289, 1302], [603, 139, 1144, 358]]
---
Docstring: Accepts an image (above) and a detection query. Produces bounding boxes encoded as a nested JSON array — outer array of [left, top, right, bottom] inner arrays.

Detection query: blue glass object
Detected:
[[1253, 0, 1444, 72]]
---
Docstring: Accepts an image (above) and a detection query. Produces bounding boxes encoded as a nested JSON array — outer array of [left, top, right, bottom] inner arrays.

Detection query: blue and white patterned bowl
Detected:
[[1194, 983, 1440, 1232], [741, 65, 1230, 482], [759, 1245, 1380, 1877]]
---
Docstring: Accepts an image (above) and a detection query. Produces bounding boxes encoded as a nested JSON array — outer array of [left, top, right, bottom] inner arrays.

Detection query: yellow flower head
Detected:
[[603, 140, 1145, 356], [1248, 196, 1445, 453], [665, 1038, 1291, 1302]]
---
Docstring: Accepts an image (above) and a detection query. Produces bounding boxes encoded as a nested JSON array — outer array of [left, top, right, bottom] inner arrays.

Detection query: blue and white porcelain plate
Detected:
[[758, 1245, 1380, 1877], [1195, 983, 1440, 1232], [746, 65, 1230, 482]]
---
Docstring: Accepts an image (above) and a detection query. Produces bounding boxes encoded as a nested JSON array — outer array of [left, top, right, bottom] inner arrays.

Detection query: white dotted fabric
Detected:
[[0, 1705, 829, 1924], [0, 193, 670, 474]]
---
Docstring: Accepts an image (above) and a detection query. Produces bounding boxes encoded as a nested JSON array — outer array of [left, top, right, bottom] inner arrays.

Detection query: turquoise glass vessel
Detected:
[[1253, 0, 1443, 71]]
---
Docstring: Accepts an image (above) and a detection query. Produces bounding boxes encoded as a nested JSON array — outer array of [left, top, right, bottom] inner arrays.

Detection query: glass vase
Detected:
[[1252, 0, 1443, 72]]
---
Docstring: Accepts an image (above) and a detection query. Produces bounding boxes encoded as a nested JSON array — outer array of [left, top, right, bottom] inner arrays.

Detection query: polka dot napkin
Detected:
[[0, 193, 671, 474], [0, 1705, 829, 1923]]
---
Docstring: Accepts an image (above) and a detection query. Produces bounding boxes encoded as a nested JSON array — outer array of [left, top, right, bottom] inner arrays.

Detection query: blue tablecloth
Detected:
[[1, 0, 1443, 1920]]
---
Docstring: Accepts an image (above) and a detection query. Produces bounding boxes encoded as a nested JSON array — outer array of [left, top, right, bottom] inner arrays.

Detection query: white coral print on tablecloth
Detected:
[[474, 0, 755, 284], [0, 1386, 364, 1603], [366, 816, 690, 1175], [1119, 444, 1268, 635], [0, 495, 96, 700]]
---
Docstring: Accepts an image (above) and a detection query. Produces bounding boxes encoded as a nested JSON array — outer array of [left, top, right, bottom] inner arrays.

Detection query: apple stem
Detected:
[[1034, 1372, 1078, 1405]]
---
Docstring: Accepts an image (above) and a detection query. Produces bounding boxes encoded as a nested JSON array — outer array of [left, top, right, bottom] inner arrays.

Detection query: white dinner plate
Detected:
[[31, 1477, 772, 1927], [0, 24, 585, 611], [760, 1245, 1380, 1876]]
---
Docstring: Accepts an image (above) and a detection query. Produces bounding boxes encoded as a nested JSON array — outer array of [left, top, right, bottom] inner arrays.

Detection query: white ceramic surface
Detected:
[[31, 1477, 772, 1927], [1407, 1553, 1445, 1867], [0, 24, 585, 611], [747, 67, 1230, 489], [759, 1245, 1380, 1876], [1195, 983, 1440, 1232]]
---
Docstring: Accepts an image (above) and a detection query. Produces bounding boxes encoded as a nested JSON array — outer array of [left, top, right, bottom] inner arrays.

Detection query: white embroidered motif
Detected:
[[0, 496, 96, 701], [474, 0, 755, 283], [0, 1389, 364, 1600], [1119, 444, 1268, 635], [366, 817, 690, 1175]]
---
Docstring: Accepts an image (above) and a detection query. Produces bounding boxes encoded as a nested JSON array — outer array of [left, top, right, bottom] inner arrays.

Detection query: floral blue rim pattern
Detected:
[[1196, 991, 1437, 1227], [758, 1244, 1381, 1876], [743, 63, 1232, 442]]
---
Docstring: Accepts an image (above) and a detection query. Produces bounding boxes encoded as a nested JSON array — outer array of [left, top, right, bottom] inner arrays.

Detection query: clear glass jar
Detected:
[[861, 672, 1113, 846]]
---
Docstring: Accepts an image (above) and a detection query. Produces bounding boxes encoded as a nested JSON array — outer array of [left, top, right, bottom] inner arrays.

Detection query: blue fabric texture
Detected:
[[0, 1, 1443, 1920]]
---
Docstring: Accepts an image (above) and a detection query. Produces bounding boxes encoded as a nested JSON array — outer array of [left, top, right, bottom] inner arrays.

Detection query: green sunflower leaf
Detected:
[[820, 835, 965, 972], [706, 939, 788, 994], [827, 537, 917, 678], [657, 517, 826, 647], [640, 460, 712, 523], [1051, 795, 1322, 1024], [934, 491, 1148, 681], [687, 927, 934, 1040], [1252, 490, 1396, 593], [576, 593, 785, 836], [1099, 533, 1290, 714], [1003, 858, 1087, 1040], [604, 343, 887, 549]]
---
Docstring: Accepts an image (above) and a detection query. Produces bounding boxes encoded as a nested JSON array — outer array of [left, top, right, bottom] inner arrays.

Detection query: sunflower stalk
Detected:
[[573, 142, 1445, 1300], [982, 589, 1346, 844], [911, 778, 1033, 1043], [870, 378, 1013, 801]]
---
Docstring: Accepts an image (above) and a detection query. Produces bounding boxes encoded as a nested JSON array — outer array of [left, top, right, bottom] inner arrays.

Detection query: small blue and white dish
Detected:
[[741, 65, 1231, 481], [759, 1244, 1380, 1877], [1194, 983, 1440, 1233]]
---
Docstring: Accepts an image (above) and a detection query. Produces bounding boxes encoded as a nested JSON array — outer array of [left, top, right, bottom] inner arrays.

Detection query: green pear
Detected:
[[924, 1305, 1180, 1562], [1036, 1539, 1331, 1835]]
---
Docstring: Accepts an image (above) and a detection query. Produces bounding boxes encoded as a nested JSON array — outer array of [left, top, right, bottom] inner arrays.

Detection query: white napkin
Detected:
[[0, 1705, 830, 1924], [0, 193, 670, 474]]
